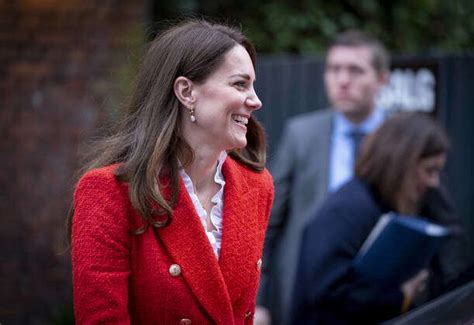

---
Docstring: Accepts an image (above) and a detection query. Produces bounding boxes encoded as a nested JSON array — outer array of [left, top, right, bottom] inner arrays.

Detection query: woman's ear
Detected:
[[174, 76, 195, 108]]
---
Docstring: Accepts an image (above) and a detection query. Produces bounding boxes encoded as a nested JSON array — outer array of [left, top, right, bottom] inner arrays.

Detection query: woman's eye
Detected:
[[234, 81, 246, 88]]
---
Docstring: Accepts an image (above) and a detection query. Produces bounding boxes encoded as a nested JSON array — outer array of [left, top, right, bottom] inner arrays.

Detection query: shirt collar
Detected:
[[178, 151, 228, 181], [334, 106, 385, 135], [215, 151, 228, 182]]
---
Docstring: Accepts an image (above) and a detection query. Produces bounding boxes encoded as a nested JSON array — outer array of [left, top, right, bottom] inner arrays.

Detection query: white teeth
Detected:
[[232, 115, 248, 125]]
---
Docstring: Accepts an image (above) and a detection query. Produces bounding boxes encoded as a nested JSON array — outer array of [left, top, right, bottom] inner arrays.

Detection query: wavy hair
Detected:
[[68, 19, 266, 235]]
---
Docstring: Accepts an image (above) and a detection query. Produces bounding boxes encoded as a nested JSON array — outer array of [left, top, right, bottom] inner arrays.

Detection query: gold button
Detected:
[[256, 258, 262, 271], [180, 318, 192, 325], [169, 264, 181, 277]]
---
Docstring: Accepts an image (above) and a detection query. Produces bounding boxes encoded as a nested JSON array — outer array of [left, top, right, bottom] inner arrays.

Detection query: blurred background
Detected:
[[1, 0, 473, 323]]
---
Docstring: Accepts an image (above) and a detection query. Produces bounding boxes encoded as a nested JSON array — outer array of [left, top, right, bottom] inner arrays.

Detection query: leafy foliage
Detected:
[[152, 0, 474, 54]]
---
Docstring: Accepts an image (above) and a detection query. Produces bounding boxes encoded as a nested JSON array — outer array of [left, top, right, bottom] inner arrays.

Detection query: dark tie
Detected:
[[348, 129, 366, 161]]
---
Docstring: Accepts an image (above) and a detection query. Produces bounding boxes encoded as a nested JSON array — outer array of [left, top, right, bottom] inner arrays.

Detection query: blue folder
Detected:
[[353, 212, 450, 286]]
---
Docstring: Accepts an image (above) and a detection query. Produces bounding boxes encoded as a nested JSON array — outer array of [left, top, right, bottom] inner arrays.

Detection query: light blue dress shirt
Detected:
[[328, 107, 385, 192]]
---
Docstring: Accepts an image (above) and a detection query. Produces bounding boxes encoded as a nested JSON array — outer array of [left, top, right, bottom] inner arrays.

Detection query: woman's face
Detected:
[[183, 45, 262, 152], [413, 153, 446, 202]]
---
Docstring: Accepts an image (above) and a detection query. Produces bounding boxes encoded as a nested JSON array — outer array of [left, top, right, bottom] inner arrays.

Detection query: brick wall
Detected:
[[0, 1, 145, 323]]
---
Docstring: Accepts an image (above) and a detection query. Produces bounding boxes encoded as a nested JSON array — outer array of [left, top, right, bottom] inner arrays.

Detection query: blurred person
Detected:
[[258, 29, 389, 324], [69, 19, 274, 324], [291, 112, 469, 324]]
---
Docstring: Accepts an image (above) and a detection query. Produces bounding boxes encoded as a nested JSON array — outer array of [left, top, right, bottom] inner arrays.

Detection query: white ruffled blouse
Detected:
[[179, 151, 227, 258]]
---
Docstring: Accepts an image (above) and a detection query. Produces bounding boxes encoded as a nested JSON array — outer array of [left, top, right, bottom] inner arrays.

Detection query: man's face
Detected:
[[324, 45, 387, 122]]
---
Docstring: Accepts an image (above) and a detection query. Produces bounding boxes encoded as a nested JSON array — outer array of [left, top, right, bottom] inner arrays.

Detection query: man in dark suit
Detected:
[[257, 30, 390, 324]]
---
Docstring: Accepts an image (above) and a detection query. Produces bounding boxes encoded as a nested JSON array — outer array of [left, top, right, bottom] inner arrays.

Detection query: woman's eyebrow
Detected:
[[230, 73, 251, 80]]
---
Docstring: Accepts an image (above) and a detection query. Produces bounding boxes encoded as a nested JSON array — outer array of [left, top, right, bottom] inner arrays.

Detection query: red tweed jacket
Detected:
[[72, 157, 274, 324]]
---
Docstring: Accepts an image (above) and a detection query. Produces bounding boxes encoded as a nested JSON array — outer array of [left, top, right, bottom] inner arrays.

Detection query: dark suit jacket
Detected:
[[259, 109, 333, 324], [291, 178, 469, 325], [72, 158, 274, 324]]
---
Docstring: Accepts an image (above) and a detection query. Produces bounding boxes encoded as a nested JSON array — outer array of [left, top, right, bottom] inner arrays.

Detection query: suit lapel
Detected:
[[155, 176, 234, 324], [299, 111, 332, 215], [315, 111, 333, 200], [218, 159, 260, 303]]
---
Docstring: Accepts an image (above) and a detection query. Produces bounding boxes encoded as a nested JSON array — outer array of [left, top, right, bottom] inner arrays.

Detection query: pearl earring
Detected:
[[188, 107, 196, 122]]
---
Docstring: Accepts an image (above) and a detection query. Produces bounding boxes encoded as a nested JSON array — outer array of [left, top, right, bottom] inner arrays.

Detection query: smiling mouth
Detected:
[[232, 114, 249, 126]]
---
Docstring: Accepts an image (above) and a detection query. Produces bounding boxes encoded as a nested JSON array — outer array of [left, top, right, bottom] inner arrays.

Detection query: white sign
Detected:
[[376, 68, 436, 113]]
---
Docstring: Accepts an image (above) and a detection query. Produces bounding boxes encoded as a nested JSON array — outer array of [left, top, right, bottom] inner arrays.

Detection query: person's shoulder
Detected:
[[283, 109, 333, 140], [226, 157, 273, 188], [75, 164, 125, 196], [287, 108, 332, 127], [77, 164, 119, 183], [319, 178, 375, 215], [337, 178, 371, 199], [308, 178, 378, 230], [73, 164, 138, 233]]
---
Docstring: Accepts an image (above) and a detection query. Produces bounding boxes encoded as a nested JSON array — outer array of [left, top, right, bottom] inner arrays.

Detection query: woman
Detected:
[[70, 20, 274, 324], [291, 112, 468, 324]]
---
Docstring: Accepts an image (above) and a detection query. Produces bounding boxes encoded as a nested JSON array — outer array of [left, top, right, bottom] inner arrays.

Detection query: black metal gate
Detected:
[[254, 54, 474, 263]]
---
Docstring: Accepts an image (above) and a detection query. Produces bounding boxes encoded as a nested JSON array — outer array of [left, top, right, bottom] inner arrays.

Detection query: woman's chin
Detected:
[[227, 138, 247, 150]]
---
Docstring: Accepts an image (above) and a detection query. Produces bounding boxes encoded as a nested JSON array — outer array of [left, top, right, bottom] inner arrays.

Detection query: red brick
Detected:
[[0, 1, 146, 322]]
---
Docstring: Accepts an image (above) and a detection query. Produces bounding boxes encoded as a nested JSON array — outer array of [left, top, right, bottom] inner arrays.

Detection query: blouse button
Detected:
[[180, 318, 192, 324], [169, 264, 181, 277]]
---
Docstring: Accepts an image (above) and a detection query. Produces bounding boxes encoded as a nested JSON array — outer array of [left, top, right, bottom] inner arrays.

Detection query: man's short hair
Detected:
[[328, 29, 390, 72]]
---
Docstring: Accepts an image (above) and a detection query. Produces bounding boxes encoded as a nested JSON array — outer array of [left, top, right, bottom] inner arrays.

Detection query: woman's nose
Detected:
[[246, 90, 262, 110]]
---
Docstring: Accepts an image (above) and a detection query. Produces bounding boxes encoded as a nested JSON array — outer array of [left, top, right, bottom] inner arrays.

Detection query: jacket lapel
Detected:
[[315, 110, 332, 201], [218, 159, 260, 303], [155, 176, 234, 324]]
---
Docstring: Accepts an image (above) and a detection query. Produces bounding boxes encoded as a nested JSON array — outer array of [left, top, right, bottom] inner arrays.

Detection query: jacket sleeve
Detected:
[[258, 122, 296, 305], [419, 186, 471, 298], [71, 170, 132, 324], [291, 193, 404, 324]]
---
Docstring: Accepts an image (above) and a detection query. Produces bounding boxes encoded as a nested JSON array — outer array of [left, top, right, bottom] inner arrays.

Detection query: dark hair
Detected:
[[355, 112, 449, 213], [68, 19, 266, 234], [328, 29, 390, 72]]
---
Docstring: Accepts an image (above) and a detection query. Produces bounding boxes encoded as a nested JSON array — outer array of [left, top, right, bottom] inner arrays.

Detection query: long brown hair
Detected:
[[68, 19, 266, 234], [355, 112, 449, 214]]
